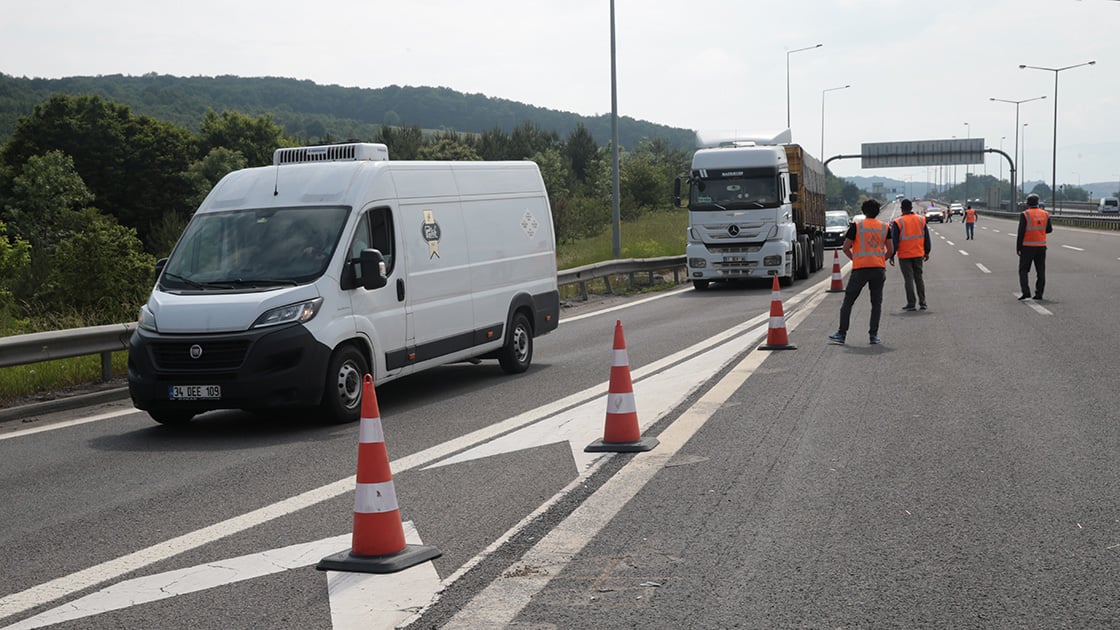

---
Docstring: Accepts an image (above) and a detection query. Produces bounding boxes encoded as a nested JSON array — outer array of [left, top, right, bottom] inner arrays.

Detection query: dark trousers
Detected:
[[839, 267, 886, 336], [897, 257, 926, 307], [1019, 246, 1046, 297], [965, 223, 975, 239]]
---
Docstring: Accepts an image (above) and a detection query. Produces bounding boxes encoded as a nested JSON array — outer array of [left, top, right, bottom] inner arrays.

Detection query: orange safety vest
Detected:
[[893, 213, 926, 259], [1022, 207, 1048, 247], [851, 217, 888, 269], [964, 208, 976, 223]]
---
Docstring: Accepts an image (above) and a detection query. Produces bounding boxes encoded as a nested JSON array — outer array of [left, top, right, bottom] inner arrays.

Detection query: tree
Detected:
[[0, 94, 196, 247], [565, 124, 598, 183], [375, 125, 423, 160], [2, 150, 94, 249], [198, 109, 291, 167], [416, 138, 482, 161], [0, 218, 30, 316]]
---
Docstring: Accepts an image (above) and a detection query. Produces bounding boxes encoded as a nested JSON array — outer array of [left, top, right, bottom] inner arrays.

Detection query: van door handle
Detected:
[[396, 278, 405, 302]]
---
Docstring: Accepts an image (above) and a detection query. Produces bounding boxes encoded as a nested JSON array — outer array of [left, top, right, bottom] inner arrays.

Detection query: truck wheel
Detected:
[[816, 235, 825, 271], [149, 410, 194, 425], [498, 312, 533, 374], [692, 279, 710, 290], [320, 345, 368, 424], [795, 235, 810, 280]]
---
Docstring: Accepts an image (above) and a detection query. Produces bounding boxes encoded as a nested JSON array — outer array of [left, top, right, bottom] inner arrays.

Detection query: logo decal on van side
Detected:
[[521, 210, 539, 239], [422, 210, 442, 259]]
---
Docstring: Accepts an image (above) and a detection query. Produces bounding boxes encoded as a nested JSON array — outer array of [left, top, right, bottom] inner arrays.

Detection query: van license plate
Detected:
[[169, 385, 221, 400]]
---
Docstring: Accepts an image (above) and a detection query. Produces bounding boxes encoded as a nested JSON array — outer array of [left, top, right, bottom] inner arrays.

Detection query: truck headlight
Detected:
[[252, 297, 323, 329], [689, 258, 707, 268], [137, 305, 157, 332]]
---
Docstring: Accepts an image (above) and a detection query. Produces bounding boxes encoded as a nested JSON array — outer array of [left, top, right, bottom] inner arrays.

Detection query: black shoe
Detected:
[[902, 305, 917, 311], [919, 304, 927, 310], [1033, 294, 1043, 300], [1019, 294, 1031, 300]]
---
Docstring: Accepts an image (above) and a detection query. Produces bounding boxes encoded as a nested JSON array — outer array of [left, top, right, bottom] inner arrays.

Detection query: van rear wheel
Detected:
[[321, 346, 368, 423], [498, 312, 533, 374]]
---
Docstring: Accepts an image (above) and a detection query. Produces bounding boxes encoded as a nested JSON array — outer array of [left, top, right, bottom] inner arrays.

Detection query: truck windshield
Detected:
[[690, 175, 780, 210], [161, 206, 349, 291]]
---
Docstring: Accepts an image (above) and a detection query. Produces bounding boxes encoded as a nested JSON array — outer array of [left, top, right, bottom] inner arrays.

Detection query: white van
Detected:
[[1099, 197, 1119, 214], [128, 143, 560, 424]]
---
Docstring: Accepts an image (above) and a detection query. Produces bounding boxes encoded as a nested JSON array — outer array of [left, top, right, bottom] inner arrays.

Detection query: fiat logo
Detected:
[[728, 224, 740, 236], [189, 344, 203, 359]]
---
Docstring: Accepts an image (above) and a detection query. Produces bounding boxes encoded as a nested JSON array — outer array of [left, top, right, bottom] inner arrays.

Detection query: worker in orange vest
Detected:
[[964, 205, 977, 240], [1016, 193, 1053, 300], [888, 199, 931, 311], [829, 199, 895, 345]]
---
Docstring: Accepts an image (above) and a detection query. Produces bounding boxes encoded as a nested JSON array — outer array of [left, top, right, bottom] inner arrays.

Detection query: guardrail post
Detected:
[[579, 280, 588, 301], [603, 275, 613, 294], [101, 351, 113, 382]]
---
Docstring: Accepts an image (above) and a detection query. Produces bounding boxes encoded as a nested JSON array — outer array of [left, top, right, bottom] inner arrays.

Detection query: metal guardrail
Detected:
[[0, 257, 688, 378]]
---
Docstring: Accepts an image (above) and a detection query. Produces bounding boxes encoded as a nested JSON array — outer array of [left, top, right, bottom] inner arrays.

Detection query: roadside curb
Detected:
[[0, 387, 131, 424]]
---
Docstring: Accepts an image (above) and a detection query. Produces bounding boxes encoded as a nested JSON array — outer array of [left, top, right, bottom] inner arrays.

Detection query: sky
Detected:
[[2, 0, 1118, 193]]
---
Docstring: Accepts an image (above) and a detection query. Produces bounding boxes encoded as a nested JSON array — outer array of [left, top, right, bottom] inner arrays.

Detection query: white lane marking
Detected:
[[0, 277, 827, 623], [946, 240, 955, 246], [976, 263, 991, 273], [1062, 245, 1085, 251], [0, 408, 137, 441], [959, 250, 969, 256], [561, 285, 690, 324], [436, 281, 831, 628], [1011, 293, 1052, 316]]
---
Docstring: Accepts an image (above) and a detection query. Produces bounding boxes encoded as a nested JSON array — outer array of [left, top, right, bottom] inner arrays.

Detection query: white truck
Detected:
[[128, 143, 560, 425], [673, 130, 828, 289]]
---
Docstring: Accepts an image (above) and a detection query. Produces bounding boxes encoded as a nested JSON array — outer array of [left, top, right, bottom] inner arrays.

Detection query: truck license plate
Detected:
[[724, 256, 746, 263], [169, 385, 221, 400]]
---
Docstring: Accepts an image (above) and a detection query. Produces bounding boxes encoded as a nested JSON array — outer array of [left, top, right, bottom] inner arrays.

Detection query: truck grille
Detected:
[[149, 340, 250, 371]]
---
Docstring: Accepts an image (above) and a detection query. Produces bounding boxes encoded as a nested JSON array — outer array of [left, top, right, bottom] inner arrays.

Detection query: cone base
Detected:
[[759, 342, 798, 351], [584, 436, 659, 453], [826, 287, 844, 293], [316, 543, 442, 574]]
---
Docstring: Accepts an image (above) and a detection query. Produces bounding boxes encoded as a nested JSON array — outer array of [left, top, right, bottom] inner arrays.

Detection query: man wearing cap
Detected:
[[888, 198, 932, 311], [1016, 193, 1053, 300]]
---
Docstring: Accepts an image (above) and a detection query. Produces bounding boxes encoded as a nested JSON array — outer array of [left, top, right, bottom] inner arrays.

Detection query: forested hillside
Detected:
[[0, 73, 696, 151]]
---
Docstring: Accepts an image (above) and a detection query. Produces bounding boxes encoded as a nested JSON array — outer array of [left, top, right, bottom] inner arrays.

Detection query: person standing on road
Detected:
[[1016, 193, 1053, 300], [888, 199, 931, 311], [964, 205, 977, 240], [830, 199, 894, 345]]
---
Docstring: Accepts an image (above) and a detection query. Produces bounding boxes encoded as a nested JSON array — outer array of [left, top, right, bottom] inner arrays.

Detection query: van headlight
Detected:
[[252, 297, 323, 329], [138, 305, 157, 332]]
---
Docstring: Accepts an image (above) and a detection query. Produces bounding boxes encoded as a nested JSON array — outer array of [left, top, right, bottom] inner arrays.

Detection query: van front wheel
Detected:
[[321, 346, 369, 423], [498, 312, 533, 374]]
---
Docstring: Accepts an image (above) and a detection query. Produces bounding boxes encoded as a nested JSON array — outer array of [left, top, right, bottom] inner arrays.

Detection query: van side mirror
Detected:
[[155, 258, 168, 284], [358, 249, 388, 290]]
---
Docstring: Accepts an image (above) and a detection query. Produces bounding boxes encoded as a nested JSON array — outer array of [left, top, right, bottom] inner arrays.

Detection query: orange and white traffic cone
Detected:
[[759, 275, 797, 350], [585, 320, 659, 453], [317, 375, 441, 574], [826, 250, 845, 293]]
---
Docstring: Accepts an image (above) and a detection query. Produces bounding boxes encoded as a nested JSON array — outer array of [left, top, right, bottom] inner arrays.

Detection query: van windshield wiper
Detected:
[[212, 278, 301, 288], [162, 272, 206, 290]]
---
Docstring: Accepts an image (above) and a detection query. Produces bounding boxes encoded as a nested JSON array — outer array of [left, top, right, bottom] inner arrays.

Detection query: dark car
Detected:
[[823, 211, 850, 248]]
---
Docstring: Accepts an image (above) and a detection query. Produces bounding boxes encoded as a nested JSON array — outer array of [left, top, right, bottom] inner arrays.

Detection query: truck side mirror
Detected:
[[358, 249, 388, 290], [673, 178, 682, 207]]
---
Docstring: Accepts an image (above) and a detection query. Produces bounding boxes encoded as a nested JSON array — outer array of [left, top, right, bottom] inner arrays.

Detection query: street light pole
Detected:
[[786, 43, 822, 129], [609, 0, 621, 258], [963, 122, 970, 202], [820, 84, 850, 160], [989, 95, 1046, 213], [1020, 60, 1096, 213], [1022, 123, 1029, 198]]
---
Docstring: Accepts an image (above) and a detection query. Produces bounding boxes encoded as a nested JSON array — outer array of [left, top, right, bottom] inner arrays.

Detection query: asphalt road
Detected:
[[2, 211, 1119, 629]]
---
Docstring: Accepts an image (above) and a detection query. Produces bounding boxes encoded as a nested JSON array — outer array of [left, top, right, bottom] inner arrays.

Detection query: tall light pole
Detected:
[[990, 95, 1046, 213], [820, 84, 850, 160], [999, 136, 1006, 207], [609, 0, 621, 257], [1022, 123, 1029, 198], [1020, 60, 1096, 213], [786, 43, 822, 129]]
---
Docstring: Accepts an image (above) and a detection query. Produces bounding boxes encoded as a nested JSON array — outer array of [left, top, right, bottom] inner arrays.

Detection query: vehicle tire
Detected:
[[795, 235, 810, 280], [815, 235, 825, 271], [149, 410, 194, 425], [320, 345, 368, 424], [692, 279, 710, 290], [498, 311, 534, 374]]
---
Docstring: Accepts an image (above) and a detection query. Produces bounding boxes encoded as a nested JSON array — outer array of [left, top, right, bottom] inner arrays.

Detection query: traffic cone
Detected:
[[585, 320, 659, 453], [759, 275, 797, 350], [317, 375, 441, 574], [826, 250, 845, 293]]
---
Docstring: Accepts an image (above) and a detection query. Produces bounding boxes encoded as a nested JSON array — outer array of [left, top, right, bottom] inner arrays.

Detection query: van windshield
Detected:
[[690, 172, 781, 211], [161, 206, 349, 291]]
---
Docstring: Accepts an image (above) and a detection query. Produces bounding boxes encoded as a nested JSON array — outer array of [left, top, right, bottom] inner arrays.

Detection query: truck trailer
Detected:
[[673, 130, 827, 289]]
